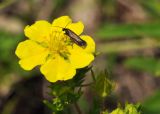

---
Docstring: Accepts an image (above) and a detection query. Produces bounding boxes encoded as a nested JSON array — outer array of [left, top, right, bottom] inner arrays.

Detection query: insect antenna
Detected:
[[52, 21, 71, 29]]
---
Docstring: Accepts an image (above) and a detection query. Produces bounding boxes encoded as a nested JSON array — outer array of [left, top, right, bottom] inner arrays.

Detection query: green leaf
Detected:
[[103, 103, 141, 114], [96, 23, 160, 39], [124, 57, 160, 76], [46, 67, 91, 112], [139, 0, 160, 18], [142, 91, 160, 114], [0, 31, 22, 61], [0, 31, 23, 75], [93, 70, 115, 97]]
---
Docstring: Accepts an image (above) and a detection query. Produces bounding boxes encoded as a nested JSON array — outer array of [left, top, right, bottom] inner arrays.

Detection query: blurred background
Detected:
[[0, 0, 160, 114]]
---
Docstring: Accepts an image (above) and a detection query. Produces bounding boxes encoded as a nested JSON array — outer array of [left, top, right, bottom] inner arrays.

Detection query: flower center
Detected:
[[47, 29, 71, 59]]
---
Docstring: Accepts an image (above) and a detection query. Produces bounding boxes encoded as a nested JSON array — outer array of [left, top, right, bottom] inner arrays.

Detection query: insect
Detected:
[[53, 23, 87, 48], [62, 28, 87, 48]]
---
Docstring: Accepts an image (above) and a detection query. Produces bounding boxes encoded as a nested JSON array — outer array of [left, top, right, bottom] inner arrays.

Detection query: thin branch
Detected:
[[74, 102, 82, 114], [80, 83, 93, 87], [91, 68, 96, 82]]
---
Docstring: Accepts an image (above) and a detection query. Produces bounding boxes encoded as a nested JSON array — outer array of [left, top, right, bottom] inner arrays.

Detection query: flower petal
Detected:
[[69, 46, 94, 69], [24, 20, 52, 42], [40, 55, 76, 82], [52, 16, 72, 28], [66, 21, 84, 35], [19, 52, 48, 71], [15, 40, 49, 70], [80, 35, 95, 53]]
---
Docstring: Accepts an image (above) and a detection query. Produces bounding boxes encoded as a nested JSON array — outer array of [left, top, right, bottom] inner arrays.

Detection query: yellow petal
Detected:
[[15, 40, 48, 70], [19, 51, 48, 70], [69, 45, 94, 69], [81, 35, 95, 53], [24, 20, 51, 42], [52, 16, 72, 28], [40, 55, 76, 82], [66, 21, 84, 35]]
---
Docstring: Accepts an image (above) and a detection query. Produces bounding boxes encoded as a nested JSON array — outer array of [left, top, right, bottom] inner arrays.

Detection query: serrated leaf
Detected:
[[93, 70, 115, 97]]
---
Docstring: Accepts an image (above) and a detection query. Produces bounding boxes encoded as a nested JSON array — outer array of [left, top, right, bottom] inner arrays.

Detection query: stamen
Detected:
[[47, 29, 71, 59]]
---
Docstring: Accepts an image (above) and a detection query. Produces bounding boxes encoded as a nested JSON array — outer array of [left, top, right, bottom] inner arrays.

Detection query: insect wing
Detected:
[[66, 29, 87, 47]]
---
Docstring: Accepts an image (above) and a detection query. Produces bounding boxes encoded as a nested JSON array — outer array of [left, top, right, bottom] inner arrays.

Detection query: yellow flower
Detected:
[[15, 16, 95, 82]]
